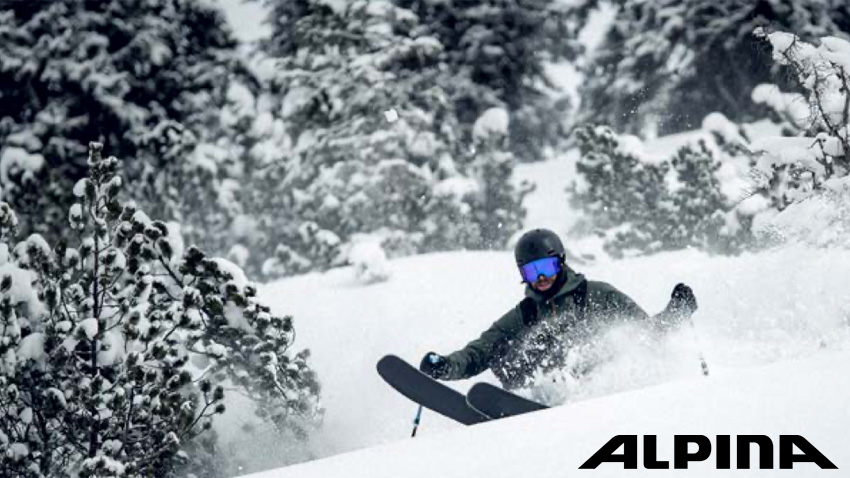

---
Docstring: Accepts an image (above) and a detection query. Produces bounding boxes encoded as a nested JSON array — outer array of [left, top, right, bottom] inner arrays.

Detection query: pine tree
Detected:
[[579, 0, 850, 136], [0, 0, 251, 256], [468, 108, 533, 249], [668, 142, 728, 249], [0, 143, 320, 478], [570, 126, 748, 256], [251, 0, 529, 277], [393, 0, 577, 162], [569, 126, 670, 256], [746, 30, 850, 247]]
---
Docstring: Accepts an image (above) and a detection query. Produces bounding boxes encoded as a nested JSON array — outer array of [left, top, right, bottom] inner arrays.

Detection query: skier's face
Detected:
[[531, 274, 557, 292], [519, 257, 562, 292]]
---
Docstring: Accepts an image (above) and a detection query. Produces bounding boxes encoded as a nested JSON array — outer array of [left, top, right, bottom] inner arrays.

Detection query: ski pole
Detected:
[[697, 349, 710, 376], [689, 317, 709, 376], [411, 405, 423, 438]]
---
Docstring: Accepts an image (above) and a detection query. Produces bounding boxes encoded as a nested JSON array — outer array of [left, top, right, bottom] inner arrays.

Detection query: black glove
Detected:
[[668, 283, 698, 317], [419, 351, 449, 379]]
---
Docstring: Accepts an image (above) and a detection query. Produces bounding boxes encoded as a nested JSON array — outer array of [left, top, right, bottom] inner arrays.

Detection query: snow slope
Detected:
[[217, 127, 850, 475], [216, 245, 850, 475], [247, 350, 850, 477]]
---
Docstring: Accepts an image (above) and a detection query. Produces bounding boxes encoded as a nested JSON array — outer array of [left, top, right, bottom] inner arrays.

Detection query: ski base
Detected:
[[377, 354, 489, 425], [466, 382, 549, 419]]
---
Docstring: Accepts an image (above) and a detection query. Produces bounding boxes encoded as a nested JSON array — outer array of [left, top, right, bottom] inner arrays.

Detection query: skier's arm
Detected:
[[442, 307, 525, 380], [650, 283, 698, 331], [587, 281, 650, 322]]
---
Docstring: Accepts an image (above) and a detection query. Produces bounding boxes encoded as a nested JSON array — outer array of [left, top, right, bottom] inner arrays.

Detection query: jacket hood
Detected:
[[524, 263, 586, 302]]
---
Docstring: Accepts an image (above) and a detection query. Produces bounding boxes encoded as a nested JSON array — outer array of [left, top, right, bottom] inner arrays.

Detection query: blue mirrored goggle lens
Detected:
[[519, 257, 561, 283]]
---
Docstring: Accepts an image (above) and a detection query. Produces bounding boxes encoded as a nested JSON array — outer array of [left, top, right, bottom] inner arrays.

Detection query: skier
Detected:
[[419, 228, 698, 389]]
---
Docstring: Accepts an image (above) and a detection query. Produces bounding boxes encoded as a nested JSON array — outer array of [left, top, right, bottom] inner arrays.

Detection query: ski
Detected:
[[377, 354, 490, 425], [466, 382, 548, 419]]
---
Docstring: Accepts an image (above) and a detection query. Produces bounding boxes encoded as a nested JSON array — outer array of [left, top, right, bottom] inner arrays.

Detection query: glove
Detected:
[[668, 283, 698, 317], [419, 351, 449, 379]]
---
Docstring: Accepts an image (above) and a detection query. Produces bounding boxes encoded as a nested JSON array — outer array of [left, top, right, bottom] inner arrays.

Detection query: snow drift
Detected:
[[245, 350, 849, 477], [208, 244, 850, 475]]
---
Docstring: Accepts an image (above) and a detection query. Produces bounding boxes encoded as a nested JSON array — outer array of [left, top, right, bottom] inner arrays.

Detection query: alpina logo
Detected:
[[579, 435, 837, 470]]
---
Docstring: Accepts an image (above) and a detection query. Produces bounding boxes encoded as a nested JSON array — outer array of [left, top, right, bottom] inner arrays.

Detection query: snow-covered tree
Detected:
[[250, 0, 528, 278], [570, 125, 751, 257], [0, 0, 252, 258], [148, 77, 271, 269], [746, 30, 850, 247], [467, 108, 533, 249], [393, 0, 577, 162], [667, 142, 734, 250], [579, 0, 850, 137], [569, 126, 670, 256], [0, 144, 320, 478]]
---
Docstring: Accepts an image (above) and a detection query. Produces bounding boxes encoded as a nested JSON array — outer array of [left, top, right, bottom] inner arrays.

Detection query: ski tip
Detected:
[[468, 382, 499, 394], [376, 354, 405, 377], [377, 353, 401, 366], [376, 354, 391, 369]]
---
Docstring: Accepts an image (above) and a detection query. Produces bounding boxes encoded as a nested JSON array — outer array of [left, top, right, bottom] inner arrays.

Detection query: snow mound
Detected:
[[241, 246, 850, 475], [348, 239, 391, 284], [246, 352, 850, 478]]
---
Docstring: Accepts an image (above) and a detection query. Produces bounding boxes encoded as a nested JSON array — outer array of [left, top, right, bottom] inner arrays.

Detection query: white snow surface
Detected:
[[256, 352, 850, 477], [233, 244, 850, 477], [511, 149, 580, 240], [347, 238, 391, 285]]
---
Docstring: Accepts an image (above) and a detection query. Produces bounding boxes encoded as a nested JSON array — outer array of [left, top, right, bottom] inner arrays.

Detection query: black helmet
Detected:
[[514, 228, 565, 265]]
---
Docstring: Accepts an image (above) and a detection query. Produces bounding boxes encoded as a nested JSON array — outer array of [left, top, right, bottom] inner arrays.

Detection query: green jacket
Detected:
[[443, 266, 650, 388]]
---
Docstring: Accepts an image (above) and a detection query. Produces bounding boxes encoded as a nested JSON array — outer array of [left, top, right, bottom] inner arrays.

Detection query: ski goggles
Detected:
[[518, 256, 562, 283]]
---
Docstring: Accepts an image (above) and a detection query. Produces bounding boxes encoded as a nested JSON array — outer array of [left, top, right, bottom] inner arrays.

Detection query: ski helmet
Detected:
[[514, 228, 565, 266]]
